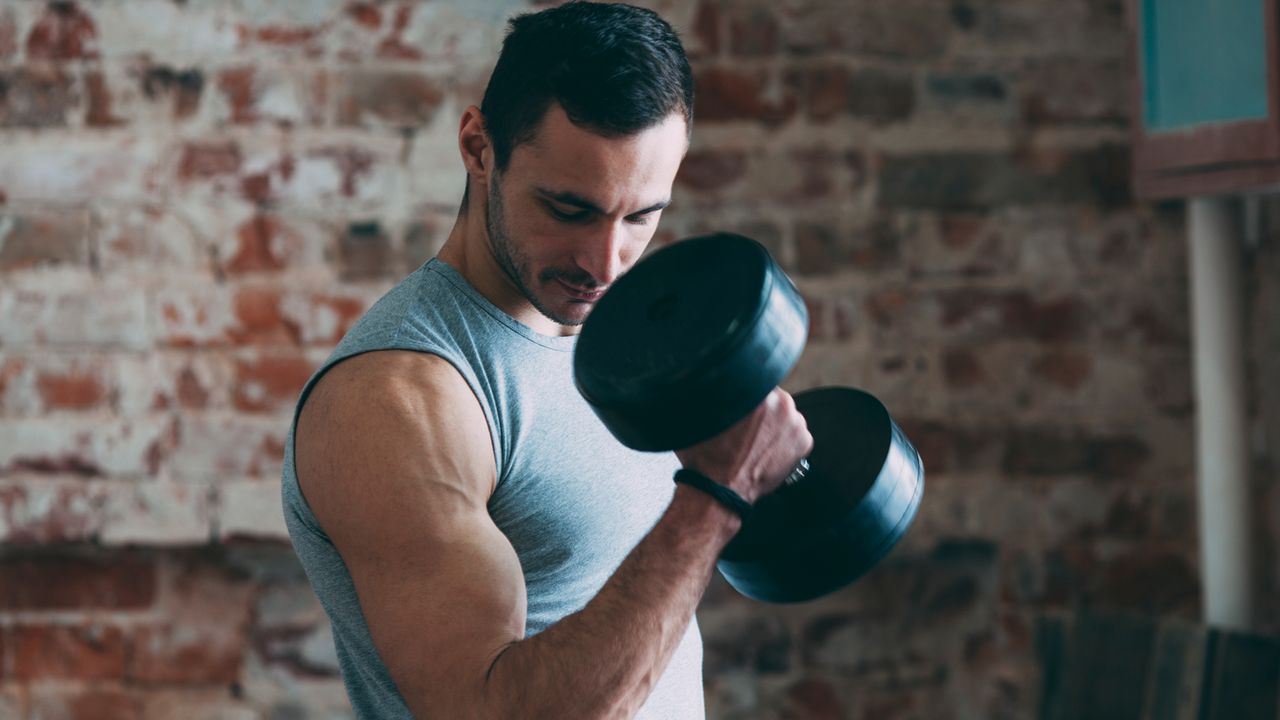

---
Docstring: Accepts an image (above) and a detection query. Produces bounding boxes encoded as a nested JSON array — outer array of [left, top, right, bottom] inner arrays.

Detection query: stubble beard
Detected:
[[485, 172, 590, 327]]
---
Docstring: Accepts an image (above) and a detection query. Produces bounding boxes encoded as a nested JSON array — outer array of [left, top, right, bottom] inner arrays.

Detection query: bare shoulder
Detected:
[[294, 349, 498, 535]]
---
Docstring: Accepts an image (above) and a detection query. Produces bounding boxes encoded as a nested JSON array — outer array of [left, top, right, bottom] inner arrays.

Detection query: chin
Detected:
[[550, 302, 591, 327]]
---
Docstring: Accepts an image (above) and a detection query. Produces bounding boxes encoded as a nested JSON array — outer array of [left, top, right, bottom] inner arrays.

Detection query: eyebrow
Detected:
[[535, 187, 670, 216]]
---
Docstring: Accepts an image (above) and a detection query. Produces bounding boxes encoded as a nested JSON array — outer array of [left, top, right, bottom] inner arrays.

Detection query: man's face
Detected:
[[483, 104, 688, 327]]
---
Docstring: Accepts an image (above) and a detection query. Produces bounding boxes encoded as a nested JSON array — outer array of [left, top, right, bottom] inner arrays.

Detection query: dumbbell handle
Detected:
[[783, 458, 810, 486]]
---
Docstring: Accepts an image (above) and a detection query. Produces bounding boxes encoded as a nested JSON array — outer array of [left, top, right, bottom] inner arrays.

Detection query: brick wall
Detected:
[[0, 0, 1265, 718]]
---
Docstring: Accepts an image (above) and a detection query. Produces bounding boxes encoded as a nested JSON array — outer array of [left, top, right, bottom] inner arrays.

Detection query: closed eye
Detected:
[[546, 203, 591, 223], [625, 211, 657, 225]]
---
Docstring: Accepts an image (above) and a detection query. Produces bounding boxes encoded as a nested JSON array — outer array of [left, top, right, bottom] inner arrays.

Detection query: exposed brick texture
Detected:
[[1, 0, 1275, 718]]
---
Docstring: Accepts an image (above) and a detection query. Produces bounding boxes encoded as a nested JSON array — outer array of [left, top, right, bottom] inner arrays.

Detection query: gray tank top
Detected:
[[281, 258, 704, 719]]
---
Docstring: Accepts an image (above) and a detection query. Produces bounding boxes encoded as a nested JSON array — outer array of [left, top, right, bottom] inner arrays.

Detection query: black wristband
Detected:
[[673, 469, 752, 521]]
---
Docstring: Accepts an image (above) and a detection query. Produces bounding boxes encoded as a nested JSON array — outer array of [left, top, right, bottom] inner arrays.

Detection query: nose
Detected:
[[577, 221, 627, 287]]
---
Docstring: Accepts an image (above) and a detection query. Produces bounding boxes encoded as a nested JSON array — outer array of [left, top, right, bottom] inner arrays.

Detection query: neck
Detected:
[[436, 191, 576, 337]]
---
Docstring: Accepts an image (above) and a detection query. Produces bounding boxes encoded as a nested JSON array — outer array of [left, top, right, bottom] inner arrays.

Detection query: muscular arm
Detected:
[[295, 350, 804, 719]]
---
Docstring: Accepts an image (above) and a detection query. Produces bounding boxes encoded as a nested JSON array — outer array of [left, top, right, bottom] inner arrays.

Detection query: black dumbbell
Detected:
[[573, 232, 924, 603]]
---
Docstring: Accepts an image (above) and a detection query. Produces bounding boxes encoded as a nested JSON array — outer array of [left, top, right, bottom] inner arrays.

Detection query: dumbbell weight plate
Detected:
[[575, 233, 808, 452], [717, 386, 925, 603]]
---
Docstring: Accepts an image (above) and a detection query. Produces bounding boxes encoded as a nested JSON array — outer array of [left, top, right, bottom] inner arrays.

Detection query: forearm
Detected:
[[482, 483, 740, 719]]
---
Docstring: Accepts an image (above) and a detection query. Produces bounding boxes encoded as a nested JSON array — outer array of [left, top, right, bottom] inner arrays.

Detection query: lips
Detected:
[[557, 279, 606, 301]]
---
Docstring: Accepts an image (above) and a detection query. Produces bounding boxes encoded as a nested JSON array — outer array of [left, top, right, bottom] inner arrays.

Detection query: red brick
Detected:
[[938, 289, 1087, 343], [1097, 547, 1199, 615], [864, 287, 915, 329], [702, 613, 790, 674], [1126, 302, 1190, 347], [152, 288, 226, 349], [1141, 351, 1193, 416], [110, 352, 229, 414], [729, 7, 779, 57], [0, 65, 78, 128], [893, 418, 954, 474], [0, 7, 16, 60], [336, 70, 445, 128], [0, 481, 105, 544], [216, 65, 326, 127], [1022, 58, 1126, 126], [231, 287, 297, 346], [25, 2, 99, 61], [692, 2, 720, 57], [784, 678, 844, 720], [177, 141, 241, 183], [36, 367, 107, 409], [312, 146, 377, 198], [216, 66, 255, 124], [941, 214, 984, 249], [238, 22, 326, 53], [801, 293, 829, 342], [787, 148, 837, 200], [347, 2, 382, 30], [832, 300, 855, 341], [881, 147, 1132, 210], [911, 214, 1014, 278], [794, 222, 838, 276], [943, 348, 985, 388], [281, 289, 371, 345], [233, 151, 296, 204], [1003, 427, 1151, 478], [377, 4, 421, 60], [152, 285, 303, 349], [176, 366, 211, 408], [790, 65, 849, 123], [694, 67, 798, 126], [780, 1, 948, 60], [85, 69, 124, 127], [1031, 349, 1093, 390], [0, 554, 158, 610], [140, 691, 259, 719], [232, 353, 316, 413], [0, 355, 24, 398], [13, 623, 127, 681], [225, 215, 290, 274], [128, 558, 253, 684], [0, 204, 91, 271], [30, 686, 142, 720], [676, 150, 747, 192]]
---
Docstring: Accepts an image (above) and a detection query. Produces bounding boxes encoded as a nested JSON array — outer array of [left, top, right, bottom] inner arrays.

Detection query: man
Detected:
[[282, 3, 813, 717]]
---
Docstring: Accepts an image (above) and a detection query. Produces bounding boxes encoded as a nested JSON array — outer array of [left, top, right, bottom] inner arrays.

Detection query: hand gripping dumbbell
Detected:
[[573, 232, 925, 603]]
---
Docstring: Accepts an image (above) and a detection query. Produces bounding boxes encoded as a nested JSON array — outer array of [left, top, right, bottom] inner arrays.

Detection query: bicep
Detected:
[[294, 352, 524, 717]]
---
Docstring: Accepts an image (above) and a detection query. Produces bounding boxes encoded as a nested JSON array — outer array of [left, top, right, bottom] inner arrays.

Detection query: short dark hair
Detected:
[[479, 1, 694, 171]]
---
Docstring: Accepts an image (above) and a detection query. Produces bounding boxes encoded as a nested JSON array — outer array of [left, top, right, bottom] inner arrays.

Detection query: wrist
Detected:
[[669, 482, 743, 544]]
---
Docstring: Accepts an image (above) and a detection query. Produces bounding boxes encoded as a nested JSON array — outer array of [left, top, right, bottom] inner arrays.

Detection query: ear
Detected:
[[458, 105, 492, 187]]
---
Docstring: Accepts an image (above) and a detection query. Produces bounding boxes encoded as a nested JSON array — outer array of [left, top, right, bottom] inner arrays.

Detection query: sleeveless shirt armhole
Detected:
[[290, 352, 508, 528], [384, 319, 507, 494]]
